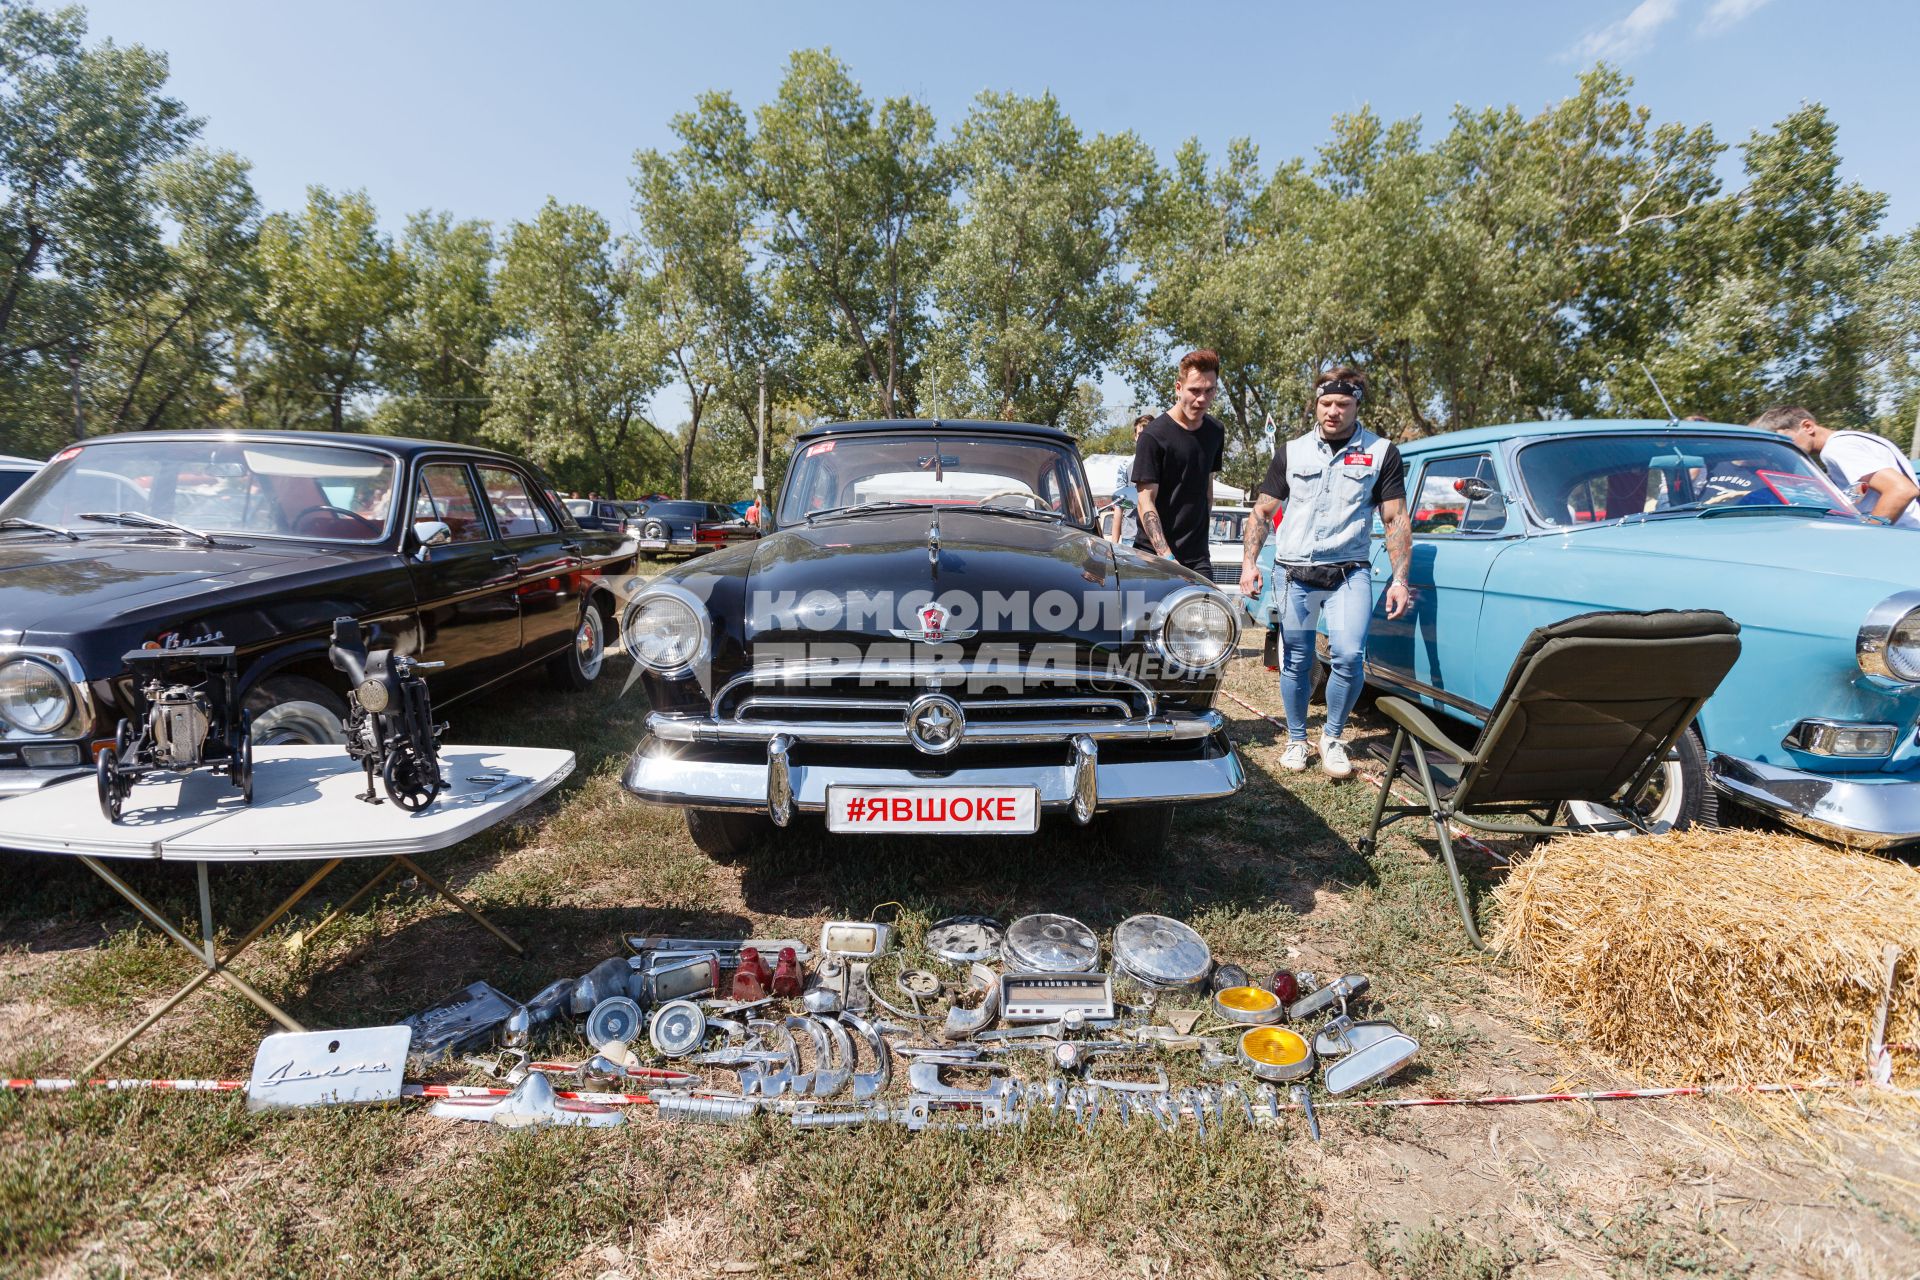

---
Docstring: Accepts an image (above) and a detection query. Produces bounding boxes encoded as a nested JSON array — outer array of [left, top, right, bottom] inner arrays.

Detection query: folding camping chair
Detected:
[[1356, 610, 1742, 949]]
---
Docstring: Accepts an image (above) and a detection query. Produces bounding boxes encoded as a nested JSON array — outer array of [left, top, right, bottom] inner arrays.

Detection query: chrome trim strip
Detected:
[[645, 708, 1225, 746], [1710, 752, 1920, 850], [622, 735, 1245, 815], [1856, 588, 1920, 685], [733, 693, 1135, 720], [713, 660, 1160, 718]]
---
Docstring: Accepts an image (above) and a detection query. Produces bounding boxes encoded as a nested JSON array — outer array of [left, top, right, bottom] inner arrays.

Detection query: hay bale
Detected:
[[1491, 828, 1920, 1085]]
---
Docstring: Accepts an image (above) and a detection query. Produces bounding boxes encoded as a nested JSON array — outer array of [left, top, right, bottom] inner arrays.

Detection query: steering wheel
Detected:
[[977, 488, 1042, 510], [290, 504, 381, 535]]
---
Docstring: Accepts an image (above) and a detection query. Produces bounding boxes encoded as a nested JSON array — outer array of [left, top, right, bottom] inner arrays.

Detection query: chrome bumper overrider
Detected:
[[1711, 753, 1920, 850], [644, 708, 1227, 747], [623, 729, 1245, 824]]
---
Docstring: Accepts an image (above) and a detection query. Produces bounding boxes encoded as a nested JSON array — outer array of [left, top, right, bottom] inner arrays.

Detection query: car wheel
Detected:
[[1562, 726, 1714, 836], [548, 599, 608, 691], [245, 676, 348, 746], [1092, 804, 1176, 865], [686, 808, 770, 856]]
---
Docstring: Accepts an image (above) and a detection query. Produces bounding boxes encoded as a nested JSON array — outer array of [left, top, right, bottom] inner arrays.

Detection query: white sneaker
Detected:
[[1320, 735, 1353, 779], [1280, 740, 1311, 772]]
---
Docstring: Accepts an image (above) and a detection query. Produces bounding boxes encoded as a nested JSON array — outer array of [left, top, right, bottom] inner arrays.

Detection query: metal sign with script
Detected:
[[245, 1026, 412, 1111]]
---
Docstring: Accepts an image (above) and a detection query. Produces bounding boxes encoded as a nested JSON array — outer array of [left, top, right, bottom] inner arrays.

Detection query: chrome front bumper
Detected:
[[623, 727, 1245, 823], [1711, 753, 1920, 850]]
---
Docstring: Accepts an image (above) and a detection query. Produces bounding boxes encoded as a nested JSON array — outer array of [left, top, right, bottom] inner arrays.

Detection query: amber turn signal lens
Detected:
[[1237, 1026, 1316, 1082], [1212, 985, 1284, 1024]]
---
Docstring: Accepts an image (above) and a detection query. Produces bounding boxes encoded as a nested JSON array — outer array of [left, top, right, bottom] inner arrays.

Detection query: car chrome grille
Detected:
[[717, 661, 1156, 722]]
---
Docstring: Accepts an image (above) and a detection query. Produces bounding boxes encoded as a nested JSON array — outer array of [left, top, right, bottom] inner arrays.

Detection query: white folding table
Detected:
[[0, 744, 573, 1073]]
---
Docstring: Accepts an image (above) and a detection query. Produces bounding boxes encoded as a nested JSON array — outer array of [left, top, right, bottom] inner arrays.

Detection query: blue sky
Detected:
[[76, 0, 1920, 237]]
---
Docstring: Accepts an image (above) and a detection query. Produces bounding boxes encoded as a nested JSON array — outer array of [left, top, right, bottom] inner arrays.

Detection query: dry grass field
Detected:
[[4, 623, 1918, 1279]]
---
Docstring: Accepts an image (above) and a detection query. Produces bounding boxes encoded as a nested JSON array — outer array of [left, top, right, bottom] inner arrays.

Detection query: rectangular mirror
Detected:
[[1322, 1029, 1419, 1095]]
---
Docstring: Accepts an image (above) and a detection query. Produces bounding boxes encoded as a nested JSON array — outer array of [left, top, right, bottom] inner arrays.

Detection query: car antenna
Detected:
[[1638, 362, 1679, 426]]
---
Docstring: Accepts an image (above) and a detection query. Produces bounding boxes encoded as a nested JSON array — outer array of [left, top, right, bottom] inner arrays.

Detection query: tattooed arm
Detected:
[[1380, 496, 1412, 620], [1135, 482, 1173, 557], [1238, 493, 1280, 596]]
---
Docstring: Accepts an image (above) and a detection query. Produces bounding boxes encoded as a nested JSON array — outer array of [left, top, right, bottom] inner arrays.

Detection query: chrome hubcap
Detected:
[[576, 610, 604, 678]]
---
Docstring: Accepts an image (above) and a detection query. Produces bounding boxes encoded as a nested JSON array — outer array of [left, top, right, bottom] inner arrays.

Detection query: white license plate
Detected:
[[826, 786, 1039, 834], [635, 539, 668, 549]]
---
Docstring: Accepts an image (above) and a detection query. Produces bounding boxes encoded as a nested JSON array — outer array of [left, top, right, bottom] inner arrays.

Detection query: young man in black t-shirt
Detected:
[[1132, 349, 1227, 574]]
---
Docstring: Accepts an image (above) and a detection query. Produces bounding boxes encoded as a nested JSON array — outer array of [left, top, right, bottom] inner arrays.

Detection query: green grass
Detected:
[[0, 645, 1914, 1278]]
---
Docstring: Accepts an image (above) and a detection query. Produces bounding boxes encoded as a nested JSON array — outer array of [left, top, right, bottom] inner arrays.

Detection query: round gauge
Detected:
[[585, 996, 643, 1049], [647, 999, 707, 1058], [1004, 913, 1100, 973]]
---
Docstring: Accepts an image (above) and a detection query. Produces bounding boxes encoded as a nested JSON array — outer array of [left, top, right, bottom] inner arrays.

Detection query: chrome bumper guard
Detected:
[[623, 724, 1244, 824], [1711, 753, 1920, 850]]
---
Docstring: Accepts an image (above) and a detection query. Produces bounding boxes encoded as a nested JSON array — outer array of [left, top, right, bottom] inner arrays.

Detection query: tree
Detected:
[[925, 91, 1154, 427], [247, 187, 407, 431], [374, 211, 498, 442], [486, 200, 673, 498], [752, 49, 949, 418], [633, 92, 771, 497]]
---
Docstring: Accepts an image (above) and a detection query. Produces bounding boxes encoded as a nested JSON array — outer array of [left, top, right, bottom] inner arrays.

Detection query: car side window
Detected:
[[1411, 454, 1507, 536], [411, 463, 491, 544], [476, 466, 555, 537]]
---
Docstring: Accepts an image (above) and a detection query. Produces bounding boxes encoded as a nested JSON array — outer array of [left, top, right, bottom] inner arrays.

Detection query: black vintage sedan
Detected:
[[619, 419, 1246, 855], [0, 430, 634, 797], [630, 500, 760, 560]]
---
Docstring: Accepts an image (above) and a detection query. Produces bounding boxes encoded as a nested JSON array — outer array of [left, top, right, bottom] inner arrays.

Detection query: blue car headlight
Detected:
[[1857, 592, 1920, 684]]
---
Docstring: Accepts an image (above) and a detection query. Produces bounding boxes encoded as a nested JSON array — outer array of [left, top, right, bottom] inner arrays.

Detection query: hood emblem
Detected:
[[889, 601, 977, 645], [905, 693, 965, 755]]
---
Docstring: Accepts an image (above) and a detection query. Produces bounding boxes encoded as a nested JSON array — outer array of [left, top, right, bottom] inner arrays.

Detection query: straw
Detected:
[[1491, 829, 1920, 1086]]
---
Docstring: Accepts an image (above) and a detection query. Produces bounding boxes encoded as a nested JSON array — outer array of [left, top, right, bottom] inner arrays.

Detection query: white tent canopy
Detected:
[[1083, 452, 1245, 504]]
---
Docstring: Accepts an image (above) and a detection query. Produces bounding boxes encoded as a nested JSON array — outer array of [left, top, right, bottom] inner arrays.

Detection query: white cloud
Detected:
[[1699, 0, 1771, 33], [1570, 0, 1682, 60]]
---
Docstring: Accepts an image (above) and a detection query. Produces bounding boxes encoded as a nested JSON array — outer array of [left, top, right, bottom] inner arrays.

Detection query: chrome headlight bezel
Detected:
[[1857, 589, 1920, 685], [1152, 585, 1240, 674], [0, 654, 79, 737], [622, 582, 710, 678]]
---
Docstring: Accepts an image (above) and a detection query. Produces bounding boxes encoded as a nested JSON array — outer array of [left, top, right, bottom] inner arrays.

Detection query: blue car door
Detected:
[[1367, 450, 1517, 715]]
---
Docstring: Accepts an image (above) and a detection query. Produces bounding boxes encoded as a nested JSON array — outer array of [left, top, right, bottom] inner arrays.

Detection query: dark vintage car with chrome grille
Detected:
[[631, 500, 760, 560], [0, 430, 633, 797], [619, 419, 1246, 854]]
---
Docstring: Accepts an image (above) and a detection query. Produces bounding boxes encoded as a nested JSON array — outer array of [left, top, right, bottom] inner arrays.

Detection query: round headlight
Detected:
[[356, 676, 391, 714], [1858, 594, 1920, 684], [1885, 610, 1920, 681], [0, 657, 74, 734], [1161, 590, 1237, 670], [624, 592, 704, 673]]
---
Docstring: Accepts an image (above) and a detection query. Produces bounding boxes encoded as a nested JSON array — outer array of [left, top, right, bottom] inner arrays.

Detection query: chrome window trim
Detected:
[[1857, 588, 1920, 685]]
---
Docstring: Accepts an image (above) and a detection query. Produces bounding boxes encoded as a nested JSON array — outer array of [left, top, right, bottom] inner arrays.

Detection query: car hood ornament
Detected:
[[888, 599, 977, 645], [905, 692, 965, 754]]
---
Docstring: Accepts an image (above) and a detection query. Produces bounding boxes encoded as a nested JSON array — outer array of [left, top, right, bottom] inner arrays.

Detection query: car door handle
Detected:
[[560, 541, 582, 555], [492, 552, 520, 565]]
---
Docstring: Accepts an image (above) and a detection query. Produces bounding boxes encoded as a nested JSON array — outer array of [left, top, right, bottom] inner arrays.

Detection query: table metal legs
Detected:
[[76, 854, 521, 1075]]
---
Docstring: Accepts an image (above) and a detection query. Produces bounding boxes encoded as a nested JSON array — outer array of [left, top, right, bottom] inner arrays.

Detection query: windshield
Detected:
[[1514, 433, 1858, 527], [0, 438, 399, 543], [778, 433, 1095, 528]]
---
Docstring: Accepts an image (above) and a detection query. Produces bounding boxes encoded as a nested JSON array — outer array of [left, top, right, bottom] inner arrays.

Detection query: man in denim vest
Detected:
[[1238, 367, 1412, 778]]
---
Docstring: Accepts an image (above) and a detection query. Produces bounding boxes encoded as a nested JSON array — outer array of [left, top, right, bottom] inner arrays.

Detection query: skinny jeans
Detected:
[[1279, 566, 1372, 742]]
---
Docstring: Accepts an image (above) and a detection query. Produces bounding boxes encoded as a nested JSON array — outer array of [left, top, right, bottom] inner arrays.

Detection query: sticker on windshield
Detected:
[[51, 446, 81, 463], [1756, 469, 1851, 511], [807, 441, 835, 456]]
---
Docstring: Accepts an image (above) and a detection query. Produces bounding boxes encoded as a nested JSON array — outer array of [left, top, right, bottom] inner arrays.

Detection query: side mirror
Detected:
[[412, 520, 451, 562], [1322, 1028, 1419, 1095], [1454, 477, 1496, 503]]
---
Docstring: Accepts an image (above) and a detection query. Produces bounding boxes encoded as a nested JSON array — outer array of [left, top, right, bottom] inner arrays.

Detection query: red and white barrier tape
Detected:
[[3, 1078, 659, 1106]]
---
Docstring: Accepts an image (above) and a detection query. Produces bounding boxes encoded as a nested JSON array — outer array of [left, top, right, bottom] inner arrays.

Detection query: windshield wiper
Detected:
[[78, 510, 218, 545], [804, 501, 930, 525], [0, 516, 78, 541], [946, 503, 1067, 523]]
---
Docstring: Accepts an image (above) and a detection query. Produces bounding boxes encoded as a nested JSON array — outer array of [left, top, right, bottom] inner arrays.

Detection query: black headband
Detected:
[[1315, 379, 1364, 401]]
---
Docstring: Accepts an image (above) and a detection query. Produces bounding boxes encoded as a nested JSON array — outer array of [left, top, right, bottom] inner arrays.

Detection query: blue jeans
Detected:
[[1279, 566, 1372, 742]]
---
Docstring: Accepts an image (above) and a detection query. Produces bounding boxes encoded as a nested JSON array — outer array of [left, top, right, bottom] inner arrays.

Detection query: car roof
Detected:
[[0, 454, 41, 467], [70, 428, 539, 467], [793, 418, 1075, 445], [1393, 418, 1775, 456]]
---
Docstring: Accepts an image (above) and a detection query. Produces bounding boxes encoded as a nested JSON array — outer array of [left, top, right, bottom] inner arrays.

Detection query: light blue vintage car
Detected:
[[1246, 419, 1920, 848]]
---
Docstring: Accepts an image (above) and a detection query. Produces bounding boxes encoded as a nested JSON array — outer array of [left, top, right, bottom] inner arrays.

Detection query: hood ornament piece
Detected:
[[928, 509, 941, 570], [905, 693, 965, 755], [888, 599, 977, 645]]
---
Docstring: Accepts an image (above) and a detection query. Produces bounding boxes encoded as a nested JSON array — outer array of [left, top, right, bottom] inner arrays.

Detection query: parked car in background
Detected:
[[621, 418, 1245, 855], [564, 497, 644, 533], [631, 499, 760, 560], [0, 454, 41, 506], [0, 430, 634, 796], [1246, 419, 1920, 847], [1205, 505, 1253, 597]]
